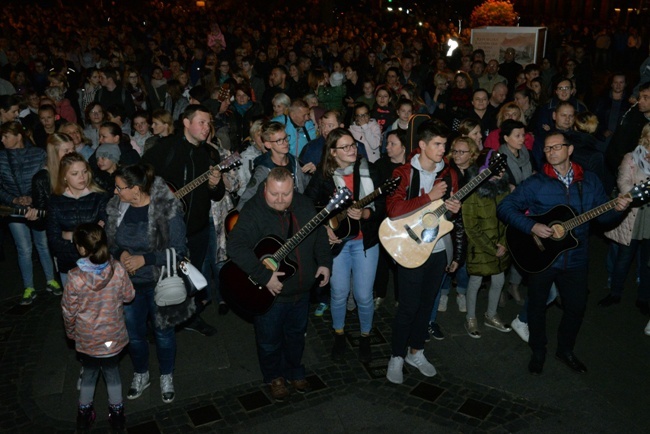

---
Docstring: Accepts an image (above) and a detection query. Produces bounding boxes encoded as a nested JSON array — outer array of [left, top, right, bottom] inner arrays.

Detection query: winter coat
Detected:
[[61, 259, 135, 357], [605, 152, 647, 245], [605, 106, 650, 173], [349, 120, 382, 163], [497, 161, 623, 270], [462, 169, 511, 276], [227, 188, 332, 302], [47, 191, 109, 273], [271, 114, 317, 158], [0, 142, 45, 206]]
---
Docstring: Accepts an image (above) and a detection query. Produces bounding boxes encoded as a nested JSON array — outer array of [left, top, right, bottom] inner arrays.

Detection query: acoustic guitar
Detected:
[[379, 153, 506, 269], [506, 179, 650, 274], [219, 187, 352, 315], [167, 153, 242, 208], [329, 176, 400, 256]]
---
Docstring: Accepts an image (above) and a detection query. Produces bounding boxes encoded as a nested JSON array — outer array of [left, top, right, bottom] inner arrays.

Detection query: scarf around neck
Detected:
[[632, 145, 650, 177], [499, 144, 532, 185], [333, 158, 375, 211]]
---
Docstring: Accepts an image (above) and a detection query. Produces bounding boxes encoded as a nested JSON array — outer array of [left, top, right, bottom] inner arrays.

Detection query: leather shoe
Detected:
[[528, 357, 544, 375], [597, 294, 621, 307], [555, 352, 587, 374]]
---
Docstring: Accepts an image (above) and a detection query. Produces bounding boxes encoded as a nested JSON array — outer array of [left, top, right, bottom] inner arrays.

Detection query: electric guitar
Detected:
[[219, 187, 352, 315], [506, 179, 650, 274], [167, 153, 242, 207], [379, 153, 507, 269], [329, 177, 401, 256], [0, 206, 46, 219]]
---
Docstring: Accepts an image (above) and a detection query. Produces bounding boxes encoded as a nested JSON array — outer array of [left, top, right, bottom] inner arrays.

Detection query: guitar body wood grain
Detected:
[[379, 199, 454, 268]]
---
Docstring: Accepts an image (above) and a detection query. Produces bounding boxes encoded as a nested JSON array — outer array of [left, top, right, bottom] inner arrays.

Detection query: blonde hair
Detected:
[[46, 133, 74, 191], [53, 152, 104, 195], [639, 123, 650, 149], [447, 136, 480, 165], [574, 112, 598, 134], [496, 102, 525, 127]]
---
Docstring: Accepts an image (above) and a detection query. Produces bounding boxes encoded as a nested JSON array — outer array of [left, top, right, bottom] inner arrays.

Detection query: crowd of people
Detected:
[[0, 1, 649, 431]]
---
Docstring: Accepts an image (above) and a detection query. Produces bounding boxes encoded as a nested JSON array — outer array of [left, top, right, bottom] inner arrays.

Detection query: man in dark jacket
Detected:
[[142, 104, 225, 336], [497, 132, 631, 376], [226, 167, 331, 401]]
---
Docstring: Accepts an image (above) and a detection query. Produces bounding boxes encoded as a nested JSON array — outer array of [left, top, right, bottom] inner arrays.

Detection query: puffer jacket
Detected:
[[0, 142, 46, 206], [605, 152, 648, 245], [497, 161, 623, 270], [462, 168, 511, 276], [62, 259, 135, 357], [47, 191, 110, 273]]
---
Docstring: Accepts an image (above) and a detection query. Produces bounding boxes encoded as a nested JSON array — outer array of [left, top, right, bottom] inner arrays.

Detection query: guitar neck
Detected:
[[173, 170, 211, 199], [563, 195, 627, 231], [432, 167, 496, 218], [273, 207, 332, 262]]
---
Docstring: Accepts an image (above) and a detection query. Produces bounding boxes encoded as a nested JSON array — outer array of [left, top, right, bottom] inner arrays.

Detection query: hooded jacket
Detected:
[[62, 259, 135, 357]]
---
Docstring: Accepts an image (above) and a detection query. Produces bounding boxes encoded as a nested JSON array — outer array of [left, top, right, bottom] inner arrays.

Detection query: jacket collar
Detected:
[[542, 160, 584, 183]]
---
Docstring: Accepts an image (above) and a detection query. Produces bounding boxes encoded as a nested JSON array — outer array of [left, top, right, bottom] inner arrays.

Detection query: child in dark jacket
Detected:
[[61, 223, 135, 432]]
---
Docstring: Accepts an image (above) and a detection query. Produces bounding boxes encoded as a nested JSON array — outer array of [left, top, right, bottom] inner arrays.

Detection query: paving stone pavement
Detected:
[[0, 235, 648, 433]]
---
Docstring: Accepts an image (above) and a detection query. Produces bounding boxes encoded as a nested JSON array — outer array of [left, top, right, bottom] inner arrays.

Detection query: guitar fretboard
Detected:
[[563, 197, 621, 231], [432, 167, 496, 218], [174, 171, 211, 199], [273, 207, 332, 262]]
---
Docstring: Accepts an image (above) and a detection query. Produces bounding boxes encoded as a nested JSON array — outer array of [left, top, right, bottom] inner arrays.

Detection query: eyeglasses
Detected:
[[556, 86, 572, 91], [355, 113, 369, 119], [90, 110, 103, 115], [543, 143, 570, 153], [335, 144, 356, 152], [114, 184, 132, 193], [267, 135, 290, 145], [451, 149, 470, 155]]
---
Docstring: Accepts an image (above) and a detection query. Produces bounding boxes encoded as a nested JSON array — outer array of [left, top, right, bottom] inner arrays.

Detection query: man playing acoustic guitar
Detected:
[[497, 132, 631, 375], [384, 120, 463, 384], [226, 167, 332, 401]]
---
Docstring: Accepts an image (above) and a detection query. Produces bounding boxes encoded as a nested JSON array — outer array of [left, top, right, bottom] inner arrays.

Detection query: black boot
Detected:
[[331, 333, 347, 362], [76, 403, 95, 433], [108, 402, 126, 433], [359, 335, 372, 364]]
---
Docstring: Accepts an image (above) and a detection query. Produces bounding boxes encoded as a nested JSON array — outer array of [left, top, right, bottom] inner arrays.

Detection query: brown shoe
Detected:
[[289, 378, 311, 394], [269, 377, 289, 401]]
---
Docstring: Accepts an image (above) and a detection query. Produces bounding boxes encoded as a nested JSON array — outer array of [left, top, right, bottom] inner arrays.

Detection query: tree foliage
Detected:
[[470, 0, 517, 28]]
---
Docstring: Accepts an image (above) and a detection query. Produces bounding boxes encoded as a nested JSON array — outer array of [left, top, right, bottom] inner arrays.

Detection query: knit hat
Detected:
[[95, 143, 121, 163]]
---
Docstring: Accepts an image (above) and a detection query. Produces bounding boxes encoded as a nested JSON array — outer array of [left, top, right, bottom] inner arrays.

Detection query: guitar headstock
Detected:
[[218, 152, 243, 173], [217, 83, 231, 103], [325, 187, 353, 213], [484, 152, 507, 175], [630, 178, 650, 203], [380, 176, 401, 196]]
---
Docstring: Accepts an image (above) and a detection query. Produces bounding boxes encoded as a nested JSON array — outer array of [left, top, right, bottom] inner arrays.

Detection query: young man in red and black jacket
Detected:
[[385, 120, 464, 384]]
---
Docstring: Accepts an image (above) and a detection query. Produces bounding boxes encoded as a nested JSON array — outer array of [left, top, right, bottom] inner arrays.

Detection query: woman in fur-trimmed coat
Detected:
[[105, 163, 188, 403]]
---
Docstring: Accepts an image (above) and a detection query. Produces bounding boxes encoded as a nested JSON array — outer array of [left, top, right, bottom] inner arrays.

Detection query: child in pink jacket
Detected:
[[61, 223, 135, 432]]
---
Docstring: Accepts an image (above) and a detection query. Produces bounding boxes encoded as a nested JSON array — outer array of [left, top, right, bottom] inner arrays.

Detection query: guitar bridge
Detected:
[[404, 224, 422, 244]]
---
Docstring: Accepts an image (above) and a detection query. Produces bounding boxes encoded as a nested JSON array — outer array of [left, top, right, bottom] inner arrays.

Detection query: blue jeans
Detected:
[[330, 240, 378, 334], [8, 223, 54, 289], [609, 240, 650, 302], [392, 251, 446, 357], [124, 283, 176, 375], [253, 292, 309, 383]]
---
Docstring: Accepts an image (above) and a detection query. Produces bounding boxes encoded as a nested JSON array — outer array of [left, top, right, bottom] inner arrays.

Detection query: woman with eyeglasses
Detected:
[[304, 128, 383, 365], [124, 69, 148, 112], [349, 102, 381, 163], [83, 102, 105, 149]]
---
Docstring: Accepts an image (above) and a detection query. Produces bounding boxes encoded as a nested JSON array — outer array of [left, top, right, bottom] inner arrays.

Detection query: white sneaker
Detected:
[[127, 371, 150, 400], [374, 297, 384, 310], [160, 374, 175, 403], [511, 316, 529, 343], [645, 319, 650, 336], [386, 356, 404, 384], [405, 349, 437, 377], [456, 294, 467, 312], [438, 295, 448, 312]]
